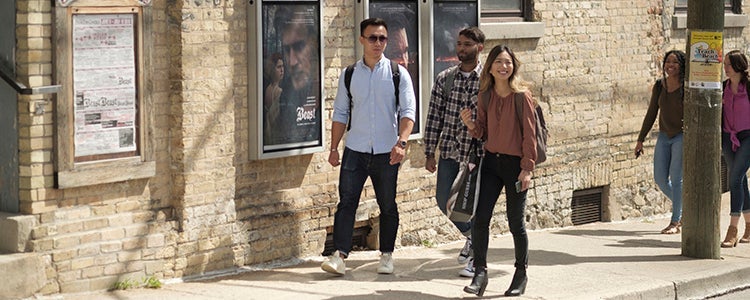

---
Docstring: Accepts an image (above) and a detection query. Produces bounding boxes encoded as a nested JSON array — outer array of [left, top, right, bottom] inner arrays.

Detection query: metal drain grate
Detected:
[[571, 187, 603, 225], [323, 225, 371, 256]]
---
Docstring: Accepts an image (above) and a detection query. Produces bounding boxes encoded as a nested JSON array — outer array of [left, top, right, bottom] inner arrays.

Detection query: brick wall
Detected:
[[10, 0, 750, 295]]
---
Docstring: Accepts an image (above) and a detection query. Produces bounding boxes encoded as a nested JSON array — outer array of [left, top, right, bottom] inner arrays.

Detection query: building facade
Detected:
[[0, 0, 748, 296]]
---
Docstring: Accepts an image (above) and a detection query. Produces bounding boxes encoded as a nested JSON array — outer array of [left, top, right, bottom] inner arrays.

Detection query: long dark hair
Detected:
[[661, 50, 686, 90], [725, 50, 750, 87]]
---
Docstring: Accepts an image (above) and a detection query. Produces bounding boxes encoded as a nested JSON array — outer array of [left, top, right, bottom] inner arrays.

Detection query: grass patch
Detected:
[[421, 239, 435, 248], [112, 276, 162, 290]]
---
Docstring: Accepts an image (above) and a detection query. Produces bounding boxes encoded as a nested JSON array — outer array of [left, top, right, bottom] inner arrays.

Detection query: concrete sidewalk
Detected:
[[36, 193, 750, 300]]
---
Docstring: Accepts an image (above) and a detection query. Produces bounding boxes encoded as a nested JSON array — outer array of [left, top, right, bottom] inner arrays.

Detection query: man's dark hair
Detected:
[[360, 18, 388, 36], [459, 27, 485, 44]]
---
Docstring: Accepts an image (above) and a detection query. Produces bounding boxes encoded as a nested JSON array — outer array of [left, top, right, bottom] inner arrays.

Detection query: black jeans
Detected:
[[333, 148, 400, 256], [472, 153, 528, 270]]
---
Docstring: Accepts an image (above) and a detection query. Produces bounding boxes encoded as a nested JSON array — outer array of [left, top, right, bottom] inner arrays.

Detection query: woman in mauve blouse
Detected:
[[720, 50, 750, 248], [459, 45, 537, 297]]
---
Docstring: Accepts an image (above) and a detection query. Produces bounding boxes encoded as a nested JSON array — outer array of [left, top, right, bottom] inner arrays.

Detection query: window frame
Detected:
[[674, 0, 738, 14], [480, 0, 533, 23]]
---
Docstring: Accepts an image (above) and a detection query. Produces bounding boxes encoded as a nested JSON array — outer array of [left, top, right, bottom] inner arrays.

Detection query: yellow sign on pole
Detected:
[[688, 31, 723, 89]]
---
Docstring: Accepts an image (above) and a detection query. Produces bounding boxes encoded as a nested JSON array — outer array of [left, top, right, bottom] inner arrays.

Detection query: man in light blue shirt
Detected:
[[321, 17, 416, 276]]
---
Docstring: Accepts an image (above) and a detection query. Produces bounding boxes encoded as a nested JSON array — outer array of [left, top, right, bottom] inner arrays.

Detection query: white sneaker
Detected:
[[458, 258, 475, 277], [377, 252, 394, 274], [457, 238, 473, 264], [321, 251, 346, 275]]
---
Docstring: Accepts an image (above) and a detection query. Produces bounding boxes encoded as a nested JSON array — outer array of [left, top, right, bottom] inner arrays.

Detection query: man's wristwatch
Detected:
[[397, 140, 407, 149]]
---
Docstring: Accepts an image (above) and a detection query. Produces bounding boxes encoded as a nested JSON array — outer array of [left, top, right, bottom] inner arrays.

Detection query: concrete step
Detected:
[[0, 212, 36, 253], [0, 253, 45, 299]]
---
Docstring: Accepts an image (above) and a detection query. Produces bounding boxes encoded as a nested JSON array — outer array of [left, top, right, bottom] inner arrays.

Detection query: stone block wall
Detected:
[[9, 0, 750, 295]]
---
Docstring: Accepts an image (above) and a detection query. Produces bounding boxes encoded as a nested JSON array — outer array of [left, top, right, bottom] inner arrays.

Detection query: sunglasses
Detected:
[[364, 35, 388, 43]]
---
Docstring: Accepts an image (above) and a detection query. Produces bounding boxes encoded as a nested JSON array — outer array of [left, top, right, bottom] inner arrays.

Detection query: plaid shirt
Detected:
[[424, 63, 483, 162]]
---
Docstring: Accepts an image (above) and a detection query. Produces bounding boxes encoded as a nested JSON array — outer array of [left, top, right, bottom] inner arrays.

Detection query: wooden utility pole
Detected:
[[681, 0, 724, 259]]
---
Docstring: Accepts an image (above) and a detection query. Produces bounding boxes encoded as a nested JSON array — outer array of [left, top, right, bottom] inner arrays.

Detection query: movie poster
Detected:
[[433, 1, 478, 80], [369, 0, 420, 134], [261, 1, 322, 151]]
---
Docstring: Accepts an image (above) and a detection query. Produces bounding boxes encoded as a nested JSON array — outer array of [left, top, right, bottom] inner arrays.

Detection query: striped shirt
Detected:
[[424, 63, 483, 162]]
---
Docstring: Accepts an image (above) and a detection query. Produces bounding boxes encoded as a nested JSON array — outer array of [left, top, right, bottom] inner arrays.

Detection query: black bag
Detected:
[[447, 140, 482, 223]]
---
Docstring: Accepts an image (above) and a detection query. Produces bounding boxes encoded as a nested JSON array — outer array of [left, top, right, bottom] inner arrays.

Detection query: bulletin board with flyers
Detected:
[[55, 0, 154, 188]]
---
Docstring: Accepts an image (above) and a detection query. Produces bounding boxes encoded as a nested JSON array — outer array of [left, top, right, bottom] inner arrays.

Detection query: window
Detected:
[[672, 0, 747, 29], [675, 0, 738, 14], [481, 0, 531, 22], [478, 0, 544, 40]]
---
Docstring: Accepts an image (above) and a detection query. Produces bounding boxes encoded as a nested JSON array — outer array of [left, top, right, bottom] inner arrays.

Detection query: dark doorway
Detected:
[[0, 0, 19, 213]]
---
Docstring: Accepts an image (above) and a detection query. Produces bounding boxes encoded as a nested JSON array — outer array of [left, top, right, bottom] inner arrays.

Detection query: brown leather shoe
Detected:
[[721, 225, 739, 248], [740, 223, 750, 243], [660, 222, 680, 234]]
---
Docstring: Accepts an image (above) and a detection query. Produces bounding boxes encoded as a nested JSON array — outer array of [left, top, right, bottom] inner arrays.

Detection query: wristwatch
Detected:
[[397, 140, 407, 149]]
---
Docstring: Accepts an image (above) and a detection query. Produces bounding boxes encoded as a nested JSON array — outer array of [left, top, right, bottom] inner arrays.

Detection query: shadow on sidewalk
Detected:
[[328, 290, 457, 300]]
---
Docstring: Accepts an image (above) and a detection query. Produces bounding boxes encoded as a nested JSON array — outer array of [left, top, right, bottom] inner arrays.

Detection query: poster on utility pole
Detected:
[[688, 31, 723, 89]]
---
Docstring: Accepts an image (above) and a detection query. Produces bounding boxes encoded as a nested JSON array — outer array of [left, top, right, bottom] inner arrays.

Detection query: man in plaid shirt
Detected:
[[424, 27, 485, 278]]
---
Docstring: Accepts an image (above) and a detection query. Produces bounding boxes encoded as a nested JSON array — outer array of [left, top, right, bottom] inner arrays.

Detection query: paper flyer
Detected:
[[688, 31, 723, 89]]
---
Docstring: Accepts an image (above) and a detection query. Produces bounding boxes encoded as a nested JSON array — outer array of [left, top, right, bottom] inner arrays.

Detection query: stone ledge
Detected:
[[0, 212, 37, 253], [480, 22, 545, 40], [0, 253, 46, 299], [672, 14, 749, 29]]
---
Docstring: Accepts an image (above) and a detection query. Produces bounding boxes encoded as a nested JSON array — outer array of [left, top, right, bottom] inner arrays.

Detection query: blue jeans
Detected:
[[333, 148, 400, 256], [472, 153, 527, 270], [435, 158, 472, 235], [722, 134, 750, 216], [653, 132, 683, 223]]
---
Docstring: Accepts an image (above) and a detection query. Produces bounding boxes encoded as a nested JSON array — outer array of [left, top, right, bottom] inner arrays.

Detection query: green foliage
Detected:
[[144, 276, 162, 289], [111, 276, 162, 290], [421, 239, 435, 248]]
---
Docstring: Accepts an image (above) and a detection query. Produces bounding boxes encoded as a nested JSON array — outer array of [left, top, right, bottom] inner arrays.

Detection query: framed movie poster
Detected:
[[367, 0, 421, 137], [248, 0, 324, 159], [432, 0, 478, 80]]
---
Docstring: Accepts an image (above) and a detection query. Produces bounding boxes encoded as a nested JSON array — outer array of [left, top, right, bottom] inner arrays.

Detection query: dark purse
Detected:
[[447, 140, 482, 223]]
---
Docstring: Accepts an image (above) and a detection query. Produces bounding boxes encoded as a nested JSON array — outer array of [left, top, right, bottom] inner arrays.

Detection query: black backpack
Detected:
[[344, 60, 400, 130]]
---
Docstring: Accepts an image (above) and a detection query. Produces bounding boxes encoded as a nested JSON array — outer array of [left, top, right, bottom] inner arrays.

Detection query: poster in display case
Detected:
[[72, 13, 139, 161], [432, 1, 478, 80], [55, 2, 157, 188], [368, 0, 421, 136], [249, 0, 324, 159]]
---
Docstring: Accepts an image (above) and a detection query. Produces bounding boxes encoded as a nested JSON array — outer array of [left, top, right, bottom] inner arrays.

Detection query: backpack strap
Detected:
[[442, 66, 459, 101], [514, 92, 526, 136], [345, 61, 401, 131], [479, 90, 490, 112], [344, 64, 355, 131], [391, 60, 400, 107], [655, 78, 664, 99], [345, 64, 355, 101]]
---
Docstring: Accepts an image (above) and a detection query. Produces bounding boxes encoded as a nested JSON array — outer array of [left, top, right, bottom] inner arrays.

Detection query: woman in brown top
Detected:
[[634, 50, 686, 235], [460, 45, 537, 297]]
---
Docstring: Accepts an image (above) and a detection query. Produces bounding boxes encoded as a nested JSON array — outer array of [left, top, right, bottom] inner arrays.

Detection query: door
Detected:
[[0, 0, 18, 213]]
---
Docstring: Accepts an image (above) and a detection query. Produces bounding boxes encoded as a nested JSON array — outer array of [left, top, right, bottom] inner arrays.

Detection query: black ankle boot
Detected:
[[504, 268, 527, 296], [463, 266, 488, 296]]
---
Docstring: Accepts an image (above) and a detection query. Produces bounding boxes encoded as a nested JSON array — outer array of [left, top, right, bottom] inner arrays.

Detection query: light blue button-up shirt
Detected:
[[332, 57, 416, 155]]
